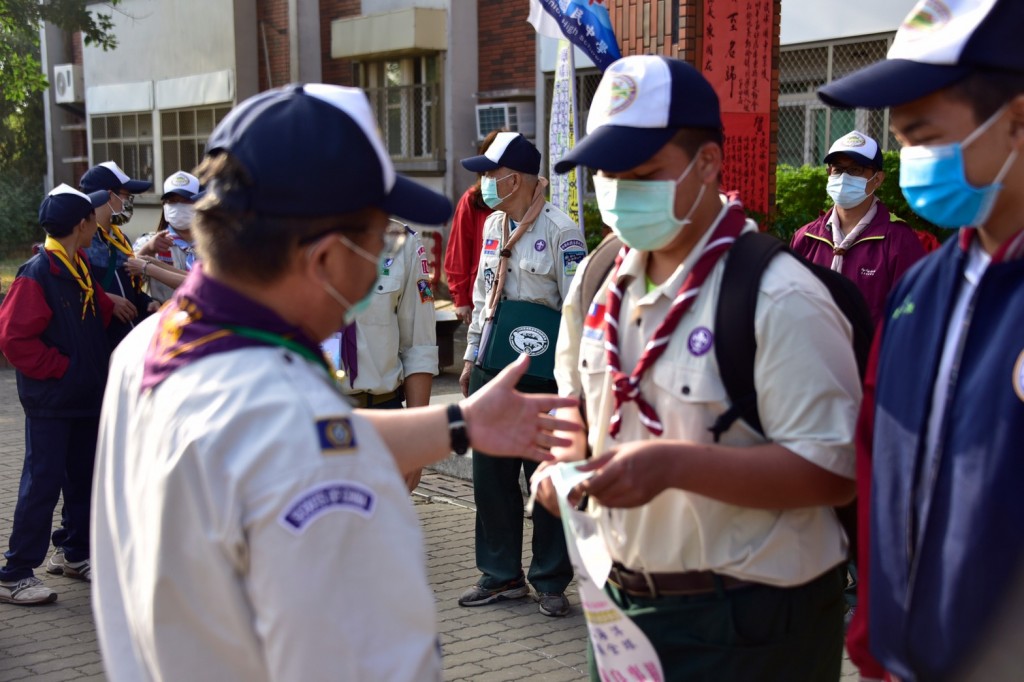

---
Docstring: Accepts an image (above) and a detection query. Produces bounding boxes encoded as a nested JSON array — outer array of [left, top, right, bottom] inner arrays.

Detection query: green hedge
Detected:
[[0, 171, 44, 258], [771, 150, 946, 244]]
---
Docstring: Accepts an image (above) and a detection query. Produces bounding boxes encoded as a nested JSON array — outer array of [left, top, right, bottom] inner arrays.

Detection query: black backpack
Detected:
[[579, 231, 872, 558]]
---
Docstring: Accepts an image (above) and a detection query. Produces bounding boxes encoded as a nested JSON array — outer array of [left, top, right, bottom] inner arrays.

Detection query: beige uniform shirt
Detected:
[[465, 202, 587, 361], [337, 232, 438, 396], [555, 199, 860, 587]]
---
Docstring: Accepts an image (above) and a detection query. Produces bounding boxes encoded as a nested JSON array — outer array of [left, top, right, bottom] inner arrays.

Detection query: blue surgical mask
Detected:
[[899, 106, 1018, 229], [481, 173, 516, 209], [827, 172, 876, 209], [319, 235, 387, 324], [593, 152, 705, 251]]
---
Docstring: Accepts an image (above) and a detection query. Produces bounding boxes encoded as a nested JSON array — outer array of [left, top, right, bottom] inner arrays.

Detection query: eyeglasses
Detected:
[[827, 164, 871, 177]]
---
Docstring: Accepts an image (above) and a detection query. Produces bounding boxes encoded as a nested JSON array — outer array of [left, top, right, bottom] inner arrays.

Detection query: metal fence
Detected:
[[779, 34, 896, 168]]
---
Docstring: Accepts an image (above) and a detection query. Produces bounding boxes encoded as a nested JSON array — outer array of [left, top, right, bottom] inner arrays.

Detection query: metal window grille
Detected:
[[160, 105, 232, 177], [779, 34, 896, 168], [364, 81, 443, 162], [90, 112, 155, 190]]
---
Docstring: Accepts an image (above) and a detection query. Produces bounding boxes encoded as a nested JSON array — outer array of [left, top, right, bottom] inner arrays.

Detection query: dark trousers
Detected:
[[588, 565, 846, 682], [468, 366, 573, 594], [0, 416, 98, 581]]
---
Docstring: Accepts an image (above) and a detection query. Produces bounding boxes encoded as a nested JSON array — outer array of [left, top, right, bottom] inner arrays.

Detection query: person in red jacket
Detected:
[[791, 130, 926, 326], [0, 184, 113, 605], [443, 131, 499, 323]]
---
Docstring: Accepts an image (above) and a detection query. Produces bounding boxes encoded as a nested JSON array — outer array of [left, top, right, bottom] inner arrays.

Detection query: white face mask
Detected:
[[826, 172, 877, 209], [163, 203, 196, 231]]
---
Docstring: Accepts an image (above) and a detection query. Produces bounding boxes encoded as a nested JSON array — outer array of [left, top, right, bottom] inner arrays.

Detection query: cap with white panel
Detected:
[[203, 83, 452, 224], [79, 160, 153, 194], [819, 0, 1024, 109], [161, 171, 202, 201], [554, 55, 722, 173], [824, 130, 884, 169], [38, 183, 110, 236], [460, 132, 542, 175]]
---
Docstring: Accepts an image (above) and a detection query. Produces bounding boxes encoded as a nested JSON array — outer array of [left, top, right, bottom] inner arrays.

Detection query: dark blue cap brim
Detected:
[[461, 154, 500, 172], [123, 179, 153, 193], [554, 125, 676, 174], [379, 174, 453, 225], [161, 188, 199, 201], [823, 151, 883, 169], [818, 59, 972, 109], [86, 189, 110, 208]]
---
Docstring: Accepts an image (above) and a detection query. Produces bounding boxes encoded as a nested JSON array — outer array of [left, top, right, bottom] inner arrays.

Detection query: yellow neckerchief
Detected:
[[43, 235, 96, 319], [98, 223, 143, 291]]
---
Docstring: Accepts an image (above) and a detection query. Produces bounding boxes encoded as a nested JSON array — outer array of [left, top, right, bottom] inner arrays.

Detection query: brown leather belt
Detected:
[[607, 563, 753, 598], [348, 388, 401, 408]]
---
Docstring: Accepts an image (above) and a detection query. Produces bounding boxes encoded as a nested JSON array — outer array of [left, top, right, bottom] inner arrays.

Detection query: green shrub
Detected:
[[0, 171, 44, 258], [771, 150, 946, 244]]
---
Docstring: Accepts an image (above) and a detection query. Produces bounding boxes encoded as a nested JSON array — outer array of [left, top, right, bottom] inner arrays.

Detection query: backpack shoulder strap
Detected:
[[580, 233, 622, 312], [710, 231, 785, 442]]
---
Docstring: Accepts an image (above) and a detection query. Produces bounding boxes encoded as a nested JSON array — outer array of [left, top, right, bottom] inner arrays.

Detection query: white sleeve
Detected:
[[397, 234, 438, 377]]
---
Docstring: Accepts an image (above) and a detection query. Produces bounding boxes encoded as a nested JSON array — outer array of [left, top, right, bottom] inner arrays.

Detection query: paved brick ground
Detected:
[[0, 368, 857, 679]]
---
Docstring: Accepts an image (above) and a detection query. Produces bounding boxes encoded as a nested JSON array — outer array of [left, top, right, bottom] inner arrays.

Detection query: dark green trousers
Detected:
[[588, 565, 845, 682], [468, 366, 573, 594]]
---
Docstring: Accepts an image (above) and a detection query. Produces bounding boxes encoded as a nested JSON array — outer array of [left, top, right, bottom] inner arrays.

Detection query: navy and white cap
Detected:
[[819, 0, 1024, 109], [204, 83, 452, 224], [161, 171, 202, 201], [824, 130, 884, 169], [461, 132, 542, 175], [39, 184, 109, 236], [554, 55, 722, 173], [80, 160, 153, 194]]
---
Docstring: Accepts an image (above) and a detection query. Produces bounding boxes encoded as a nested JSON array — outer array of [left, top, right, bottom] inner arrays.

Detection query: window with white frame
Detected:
[[358, 55, 443, 168], [161, 105, 233, 176], [91, 112, 155, 191]]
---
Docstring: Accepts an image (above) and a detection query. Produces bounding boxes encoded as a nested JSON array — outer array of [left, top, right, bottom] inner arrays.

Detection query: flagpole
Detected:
[[568, 46, 585, 231]]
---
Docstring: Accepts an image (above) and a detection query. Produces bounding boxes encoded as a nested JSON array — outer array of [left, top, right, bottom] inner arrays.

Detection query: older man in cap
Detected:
[[90, 84, 580, 681], [818, 0, 1024, 679], [456, 132, 585, 618]]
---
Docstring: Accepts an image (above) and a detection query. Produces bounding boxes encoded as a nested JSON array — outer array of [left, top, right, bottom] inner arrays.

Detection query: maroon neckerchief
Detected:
[[958, 226, 1024, 262], [339, 321, 359, 387], [603, 195, 749, 437], [141, 265, 324, 391]]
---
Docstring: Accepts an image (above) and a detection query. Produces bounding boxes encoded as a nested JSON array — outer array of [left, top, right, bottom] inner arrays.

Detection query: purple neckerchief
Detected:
[[167, 227, 197, 271], [141, 265, 324, 391], [338, 321, 359, 387]]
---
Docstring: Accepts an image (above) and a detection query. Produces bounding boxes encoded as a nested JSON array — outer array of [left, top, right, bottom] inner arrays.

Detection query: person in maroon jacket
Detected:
[[790, 130, 926, 326], [0, 184, 113, 605]]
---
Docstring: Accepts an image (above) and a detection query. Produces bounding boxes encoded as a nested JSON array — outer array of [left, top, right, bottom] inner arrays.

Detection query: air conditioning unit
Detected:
[[475, 103, 536, 140], [53, 64, 84, 105]]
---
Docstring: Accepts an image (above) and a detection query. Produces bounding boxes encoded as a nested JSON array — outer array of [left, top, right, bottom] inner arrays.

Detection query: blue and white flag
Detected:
[[528, 0, 621, 72]]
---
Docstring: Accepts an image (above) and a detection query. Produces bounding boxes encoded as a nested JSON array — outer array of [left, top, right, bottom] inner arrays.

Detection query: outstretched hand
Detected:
[[461, 354, 581, 462]]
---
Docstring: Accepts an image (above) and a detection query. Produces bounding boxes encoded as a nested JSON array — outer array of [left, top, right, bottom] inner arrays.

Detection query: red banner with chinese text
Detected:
[[701, 0, 773, 218]]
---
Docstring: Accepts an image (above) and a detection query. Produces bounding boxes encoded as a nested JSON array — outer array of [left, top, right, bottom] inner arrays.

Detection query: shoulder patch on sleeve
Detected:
[[316, 417, 357, 453], [562, 250, 587, 276], [279, 480, 376, 534], [417, 279, 434, 303], [559, 238, 586, 252]]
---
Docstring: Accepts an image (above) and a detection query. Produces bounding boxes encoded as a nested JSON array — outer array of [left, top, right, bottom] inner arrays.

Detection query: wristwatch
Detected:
[[446, 403, 469, 455]]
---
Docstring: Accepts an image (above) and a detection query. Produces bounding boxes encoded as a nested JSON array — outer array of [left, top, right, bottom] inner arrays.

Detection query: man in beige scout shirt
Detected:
[[540, 55, 861, 681]]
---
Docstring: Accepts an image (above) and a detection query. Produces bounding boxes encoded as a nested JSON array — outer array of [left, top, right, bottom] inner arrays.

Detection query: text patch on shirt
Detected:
[[279, 481, 376, 534], [483, 238, 499, 256]]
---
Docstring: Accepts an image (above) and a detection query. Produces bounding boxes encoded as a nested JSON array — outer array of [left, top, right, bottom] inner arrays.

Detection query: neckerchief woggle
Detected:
[[529, 464, 664, 680], [98, 223, 143, 292], [43, 236, 97, 320], [142, 265, 330, 391]]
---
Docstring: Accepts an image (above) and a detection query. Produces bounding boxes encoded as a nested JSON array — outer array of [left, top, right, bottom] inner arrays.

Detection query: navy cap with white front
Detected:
[[204, 83, 452, 224], [461, 132, 542, 175], [39, 184, 110, 235], [554, 55, 722, 174], [824, 130, 884, 169], [80, 161, 153, 194], [819, 0, 1024, 109]]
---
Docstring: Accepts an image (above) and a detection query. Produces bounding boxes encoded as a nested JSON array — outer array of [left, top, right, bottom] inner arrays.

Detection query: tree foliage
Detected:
[[0, 0, 121, 106]]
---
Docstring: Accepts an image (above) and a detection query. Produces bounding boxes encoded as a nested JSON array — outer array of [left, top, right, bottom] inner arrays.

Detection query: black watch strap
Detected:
[[447, 403, 469, 455]]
